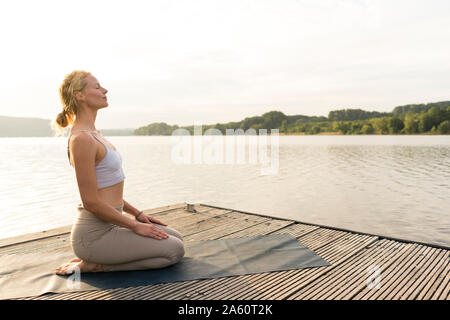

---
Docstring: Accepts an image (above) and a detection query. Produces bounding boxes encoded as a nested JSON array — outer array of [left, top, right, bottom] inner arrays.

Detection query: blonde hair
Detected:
[[52, 70, 91, 135]]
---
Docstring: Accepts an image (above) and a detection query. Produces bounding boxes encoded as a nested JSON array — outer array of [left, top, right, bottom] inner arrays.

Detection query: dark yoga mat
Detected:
[[0, 234, 330, 299]]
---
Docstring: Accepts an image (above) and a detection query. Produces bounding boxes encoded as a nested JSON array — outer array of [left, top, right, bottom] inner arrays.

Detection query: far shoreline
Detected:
[[274, 131, 443, 136]]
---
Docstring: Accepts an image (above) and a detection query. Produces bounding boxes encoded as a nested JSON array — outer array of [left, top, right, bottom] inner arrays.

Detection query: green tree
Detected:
[[252, 123, 264, 131], [389, 117, 405, 134], [350, 121, 363, 134], [446, 106, 450, 121], [419, 107, 445, 132], [300, 123, 311, 133], [419, 112, 434, 132], [403, 113, 419, 133], [280, 119, 288, 133], [334, 121, 351, 134], [428, 106, 443, 126], [438, 120, 450, 134], [134, 122, 179, 135], [261, 111, 287, 129], [373, 117, 389, 134], [361, 123, 375, 134], [309, 125, 321, 134], [328, 109, 391, 121], [240, 116, 264, 131]]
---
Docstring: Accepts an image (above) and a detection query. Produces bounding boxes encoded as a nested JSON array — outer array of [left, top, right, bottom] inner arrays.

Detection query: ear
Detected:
[[73, 91, 85, 102]]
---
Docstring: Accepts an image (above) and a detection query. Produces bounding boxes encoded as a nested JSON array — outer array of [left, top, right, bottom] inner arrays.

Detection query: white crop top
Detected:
[[67, 130, 125, 189]]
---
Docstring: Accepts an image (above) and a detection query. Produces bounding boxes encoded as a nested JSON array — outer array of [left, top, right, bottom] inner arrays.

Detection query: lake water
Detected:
[[0, 135, 449, 247]]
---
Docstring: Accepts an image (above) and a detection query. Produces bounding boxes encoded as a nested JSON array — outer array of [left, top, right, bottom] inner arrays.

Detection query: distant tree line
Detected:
[[134, 101, 450, 135], [328, 109, 391, 121], [323, 105, 450, 135], [134, 122, 180, 135], [0, 116, 53, 137]]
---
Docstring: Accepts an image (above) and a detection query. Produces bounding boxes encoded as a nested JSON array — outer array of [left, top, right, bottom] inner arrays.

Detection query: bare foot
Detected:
[[55, 258, 103, 275]]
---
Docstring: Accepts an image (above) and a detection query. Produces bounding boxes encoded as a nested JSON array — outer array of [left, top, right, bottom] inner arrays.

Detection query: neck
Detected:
[[73, 106, 98, 131]]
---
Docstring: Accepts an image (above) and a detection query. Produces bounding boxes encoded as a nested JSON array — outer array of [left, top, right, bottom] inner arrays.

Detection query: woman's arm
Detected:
[[123, 200, 141, 217], [123, 199, 168, 226]]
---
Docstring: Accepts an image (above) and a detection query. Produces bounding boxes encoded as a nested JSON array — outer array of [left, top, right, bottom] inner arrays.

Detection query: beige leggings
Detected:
[[70, 204, 185, 272]]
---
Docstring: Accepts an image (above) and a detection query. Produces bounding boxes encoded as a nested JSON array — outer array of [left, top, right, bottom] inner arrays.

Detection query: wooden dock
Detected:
[[1, 203, 448, 300]]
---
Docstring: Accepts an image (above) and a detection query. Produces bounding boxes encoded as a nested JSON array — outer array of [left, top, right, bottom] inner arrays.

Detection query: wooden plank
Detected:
[[406, 249, 448, 300], [206, 270, 302, 301], [80, 281, 186, 300], [0, 225, 72, 249], [109, 287, 155, 300], [159, 208, 232, 232], [43, 290, 96, 300], [165, 209, 233, 231], [133, 282, 191, 300], [143, 202, 188, 215], [285, 235, 378, 300], [430, 260, 450, 300], [148, 204, 219, 220], [383, 246, 442, 300], [219, 273, 292, 300], [163, 278, 233, 300], [445, 282, 450, 300], [177, 211, 246, 237], [369, 245, 434, 300], [184, 214, 269, 242], [139, 206, 209, 225], [442, 276, 450, 300], [119, 281, 196, 300], [306, 240, 402, 300], [220, 219, 295, 239], [392, 247, 442, 300], [330, 241, 408, 300], [298, 228, 349, 252], [271, 223, 320, 239], [353, 244, 427, 300], [313, 233, 373, 265], [420, 252, 449, 300], [337, 242, 411, 300], [288, 239, 399, 300], [0, 234, 71, 256]]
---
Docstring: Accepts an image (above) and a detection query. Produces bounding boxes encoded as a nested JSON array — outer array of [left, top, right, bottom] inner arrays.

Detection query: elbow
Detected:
[[82, 199, 101, 213]]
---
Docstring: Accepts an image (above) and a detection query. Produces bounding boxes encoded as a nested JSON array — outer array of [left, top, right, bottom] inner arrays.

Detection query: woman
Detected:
[[54, 70, 185, 275]]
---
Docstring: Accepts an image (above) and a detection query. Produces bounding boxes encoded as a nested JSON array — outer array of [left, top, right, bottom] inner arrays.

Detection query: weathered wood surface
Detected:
[[1, 203, 448, 300]]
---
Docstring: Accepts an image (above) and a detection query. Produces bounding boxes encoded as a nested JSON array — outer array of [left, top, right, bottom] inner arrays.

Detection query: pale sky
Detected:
[[0, 0, 449, 129]]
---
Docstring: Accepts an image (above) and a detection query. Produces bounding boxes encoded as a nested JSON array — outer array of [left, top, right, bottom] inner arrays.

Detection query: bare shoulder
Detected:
[[70, 132, 97, 155], [70, 131, 94, 145]]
